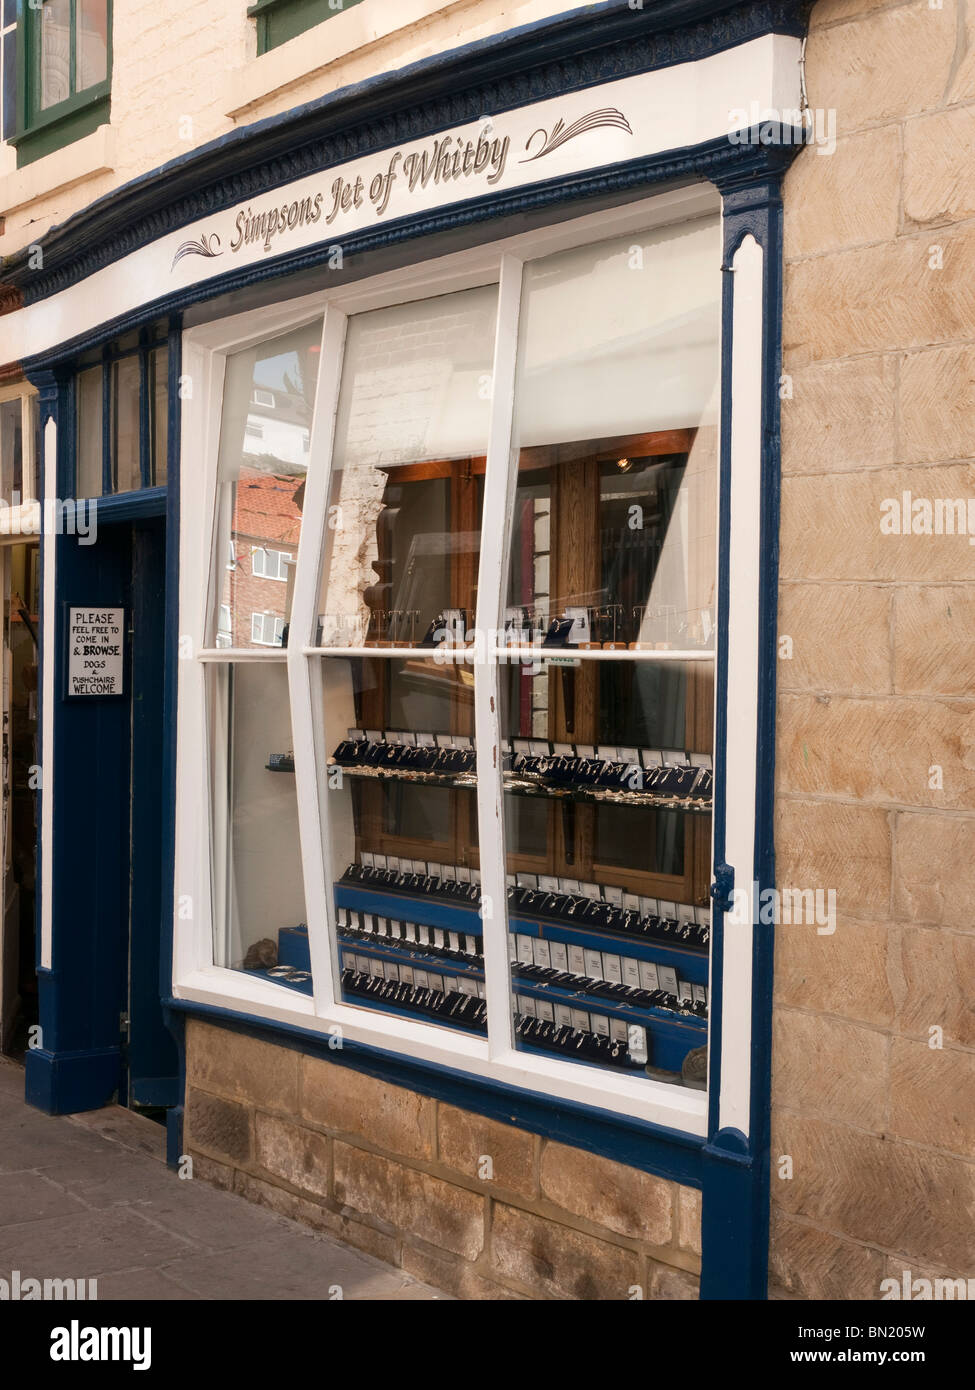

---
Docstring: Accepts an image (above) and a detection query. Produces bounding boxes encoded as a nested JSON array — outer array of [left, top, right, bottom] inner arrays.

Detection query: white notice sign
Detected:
[[68, 608, 125, 697]]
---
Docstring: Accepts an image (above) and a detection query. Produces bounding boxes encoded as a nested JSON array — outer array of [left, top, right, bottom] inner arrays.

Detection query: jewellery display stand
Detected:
[[332, 854, 708, 1074]]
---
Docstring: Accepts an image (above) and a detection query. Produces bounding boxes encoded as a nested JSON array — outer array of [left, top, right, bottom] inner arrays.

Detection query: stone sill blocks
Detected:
[[183, 1018, 702, 1301]]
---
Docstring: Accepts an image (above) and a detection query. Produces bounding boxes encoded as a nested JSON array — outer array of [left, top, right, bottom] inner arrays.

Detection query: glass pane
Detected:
[[29, 394, 40, 497], [498, 217, 720, 1090], [209, 662, 310, 994], [39, 0, 70, 110], [76, 366, 103, 498], [150, 345, 168, 486], [3, 22, 16, 143], [76, 0, 108, 91], [324, 654, 484, 1035], [0, 398, 22, 503], [213, 320, 322, 649], [112, 355, 141, 492], [318, 285, 497, 648]]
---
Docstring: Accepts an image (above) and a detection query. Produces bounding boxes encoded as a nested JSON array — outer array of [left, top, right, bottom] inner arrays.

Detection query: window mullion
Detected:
[[286, 305, 348, 1019], [200, 351, 228, 650], [138, 341, 151, 489], [100, 353, 111, 495], [21, 393, 35, 501], [474, 254, 523, 1060]]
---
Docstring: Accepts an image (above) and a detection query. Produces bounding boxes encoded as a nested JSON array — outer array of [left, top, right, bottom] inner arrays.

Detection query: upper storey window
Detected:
[[11, 1, 111, 168]]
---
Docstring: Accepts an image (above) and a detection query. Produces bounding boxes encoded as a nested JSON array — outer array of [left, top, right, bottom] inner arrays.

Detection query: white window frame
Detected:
[[250, 611, 285, 646], [252, 546, 292, 582], [175, 185, 764, 1138]]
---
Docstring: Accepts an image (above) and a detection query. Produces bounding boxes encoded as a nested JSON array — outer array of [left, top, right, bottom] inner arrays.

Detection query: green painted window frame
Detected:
[[10, 0, 113, 169], [247, 0, 368, 56]]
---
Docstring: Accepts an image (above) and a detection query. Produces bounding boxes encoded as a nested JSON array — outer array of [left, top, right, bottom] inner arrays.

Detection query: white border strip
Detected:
[[39, 415, 56, 970], [718, 233, 764, 1136]]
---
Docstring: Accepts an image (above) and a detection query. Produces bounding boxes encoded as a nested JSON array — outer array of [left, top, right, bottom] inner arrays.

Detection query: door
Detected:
[[0, 542, 40, 1054], [125, 518, 178, 1109]]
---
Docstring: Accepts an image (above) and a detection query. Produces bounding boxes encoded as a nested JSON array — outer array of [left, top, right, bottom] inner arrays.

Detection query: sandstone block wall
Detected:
[[772, 0, 975, 1299], [183, 1018, 702, 1300]]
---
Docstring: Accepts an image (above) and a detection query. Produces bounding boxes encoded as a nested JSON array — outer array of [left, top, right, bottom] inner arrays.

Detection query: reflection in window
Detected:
[[209, 662, 309, 991], [77, 367, 103, 498], [213, 320, 322, 650], [150, 345, 168, 486], [252, 547, 292, 582], [40, 0, 108, 110], [318, 286, 497, 648], [0, 399, 23, 503], [251, 612, 285, 647], [74, 324, 169, 498], [77, 0, 109, 90], [111, 355, 140, 493], [317, 285, 495, 1034], [40, 0, 71, 110]]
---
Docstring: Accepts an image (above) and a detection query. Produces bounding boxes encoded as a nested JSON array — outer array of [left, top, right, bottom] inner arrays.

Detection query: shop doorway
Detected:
[[38, 510, 178, 1116], [0, 542, 40, 1055], [122, 517, 178, 1114]]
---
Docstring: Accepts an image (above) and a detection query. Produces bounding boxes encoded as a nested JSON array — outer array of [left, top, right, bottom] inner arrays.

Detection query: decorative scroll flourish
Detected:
[[171, 233, 222, 269], [521, 108, 633, 162]]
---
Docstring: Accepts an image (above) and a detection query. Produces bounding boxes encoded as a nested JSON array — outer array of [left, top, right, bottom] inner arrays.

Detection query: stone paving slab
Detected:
[[0, 1059, 447, 1301]]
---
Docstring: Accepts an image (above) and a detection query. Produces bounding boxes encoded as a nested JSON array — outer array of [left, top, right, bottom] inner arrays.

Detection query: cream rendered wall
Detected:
[[0, 0, 577, 261]]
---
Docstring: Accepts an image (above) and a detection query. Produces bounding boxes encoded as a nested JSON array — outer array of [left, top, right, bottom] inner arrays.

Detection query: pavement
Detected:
[[0, 1057, 447, 1300]]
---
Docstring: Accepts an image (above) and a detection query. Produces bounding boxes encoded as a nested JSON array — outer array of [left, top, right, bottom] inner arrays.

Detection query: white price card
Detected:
[[639, 960, 660, 991], [622, 958, 642, 989], [657, 965, 680, 995], [533, 939, 552, 969], [602, 954, 623, 985]]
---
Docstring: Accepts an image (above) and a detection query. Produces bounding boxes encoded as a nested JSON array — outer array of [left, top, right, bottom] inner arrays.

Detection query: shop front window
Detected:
[[190, 193, 728, 1124], [211, 320, 321, 650], [499, 225, 717, 1085], [209, 662, 309, 991]]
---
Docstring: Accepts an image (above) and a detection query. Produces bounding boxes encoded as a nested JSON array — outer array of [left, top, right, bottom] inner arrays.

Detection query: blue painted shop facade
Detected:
[[0, 0, 811, 1299]]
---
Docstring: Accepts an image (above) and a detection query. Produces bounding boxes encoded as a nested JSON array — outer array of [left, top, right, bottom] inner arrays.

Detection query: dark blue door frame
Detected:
[[127, 517, 179, 1108], [24, 366, 175, 1114]]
